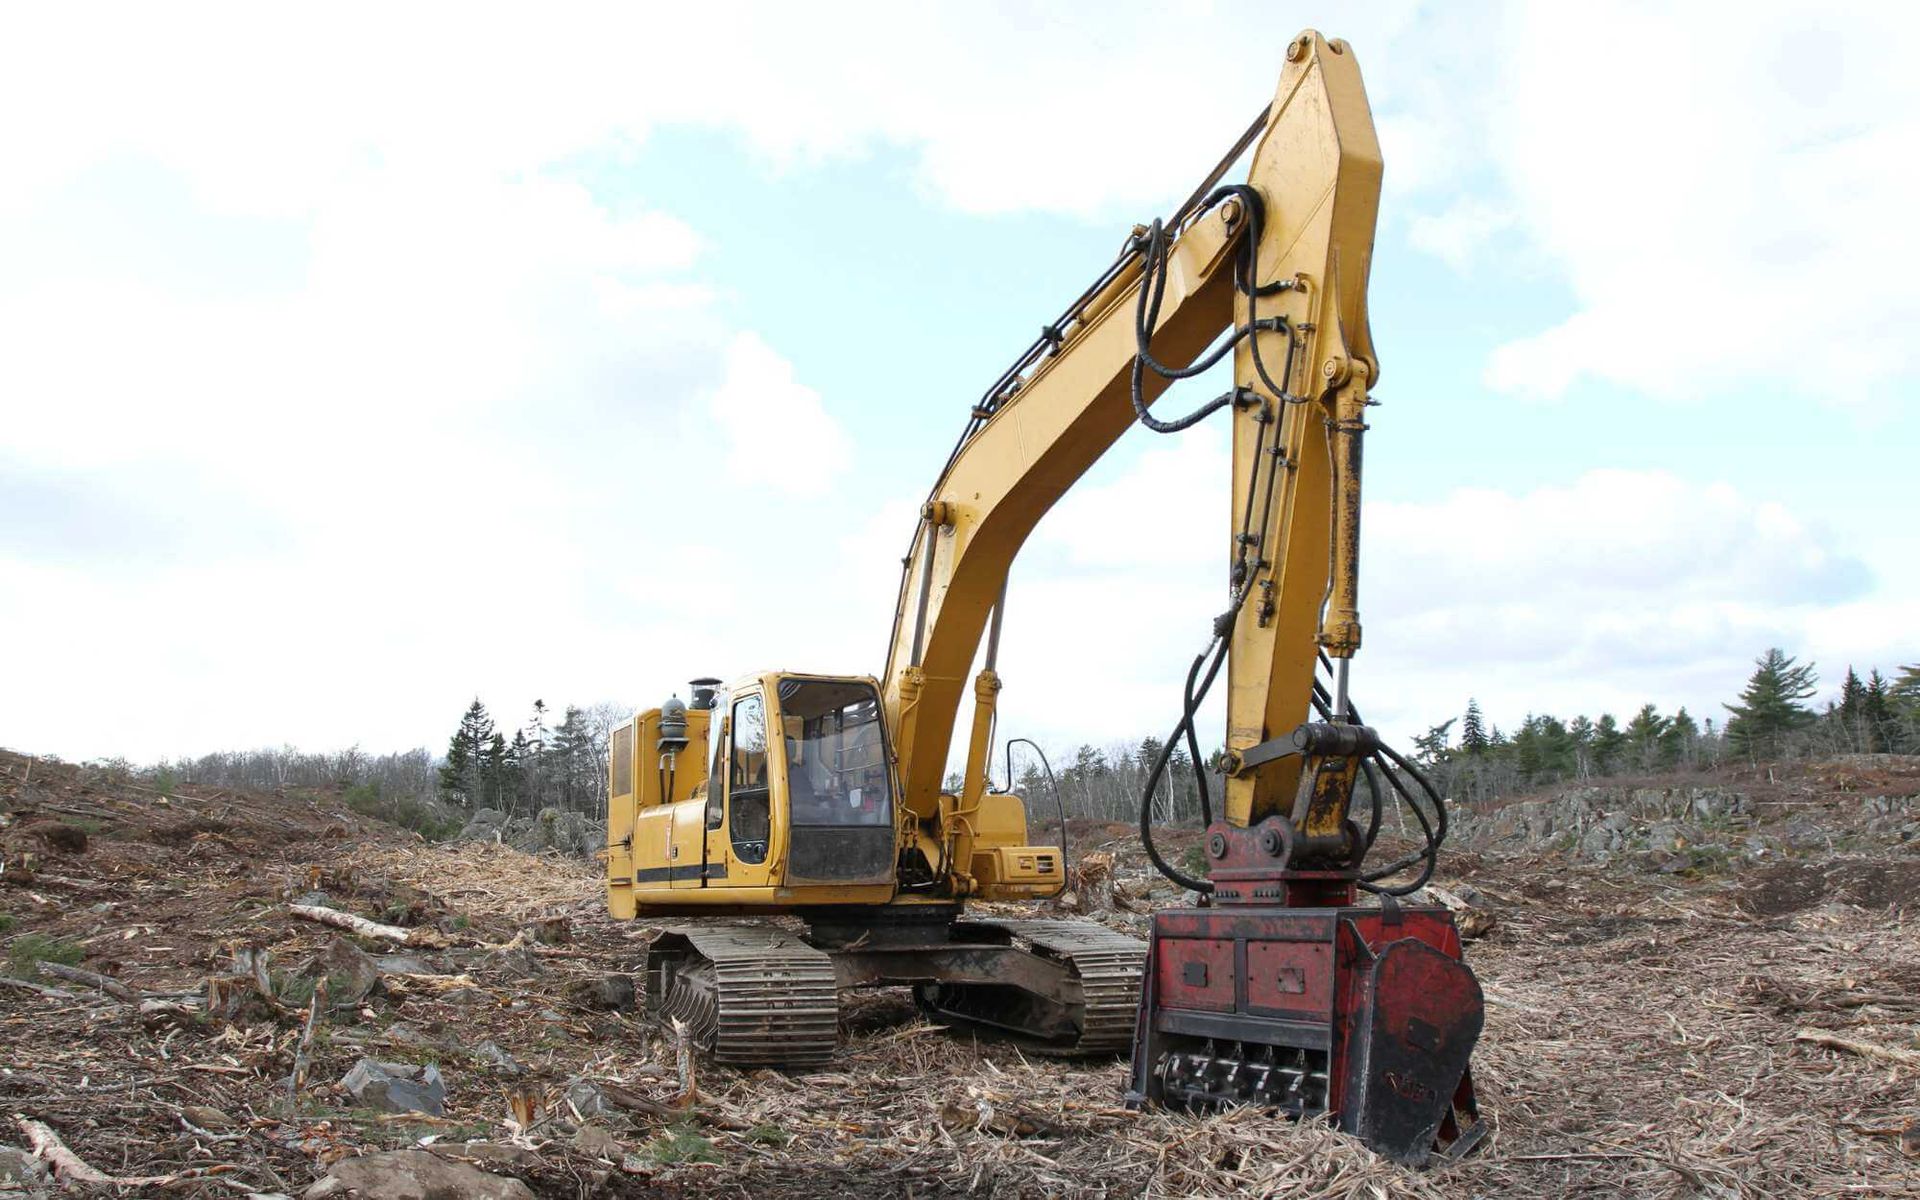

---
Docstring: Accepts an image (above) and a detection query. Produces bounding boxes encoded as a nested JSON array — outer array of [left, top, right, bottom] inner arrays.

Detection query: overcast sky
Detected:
[[2, 1, 1915, 766]]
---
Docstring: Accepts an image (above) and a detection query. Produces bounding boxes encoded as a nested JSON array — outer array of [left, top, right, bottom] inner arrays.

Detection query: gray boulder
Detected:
[[340, 1059, 446, 1116], [301, 937, 383, 1009]]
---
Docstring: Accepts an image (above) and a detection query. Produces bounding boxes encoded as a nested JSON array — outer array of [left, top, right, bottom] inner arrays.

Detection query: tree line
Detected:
[[1411, 649, 1920, 806], [435, 698, 630, 818], [127, 647, 1915, 836]]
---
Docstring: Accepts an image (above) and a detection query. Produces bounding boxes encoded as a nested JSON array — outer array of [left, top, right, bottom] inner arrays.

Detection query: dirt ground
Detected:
[[3, 748, 1918, 1198]]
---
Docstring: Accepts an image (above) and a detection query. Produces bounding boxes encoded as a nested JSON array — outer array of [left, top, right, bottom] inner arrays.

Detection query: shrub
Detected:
[[8, 933, 84, 977]]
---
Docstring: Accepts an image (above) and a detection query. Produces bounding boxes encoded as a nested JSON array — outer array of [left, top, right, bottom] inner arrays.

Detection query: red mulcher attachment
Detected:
[[1127, 811, 1487, 1165]]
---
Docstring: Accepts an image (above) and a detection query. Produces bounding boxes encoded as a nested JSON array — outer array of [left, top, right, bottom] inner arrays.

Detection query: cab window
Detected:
[[728, 694, 770, 861], [777, 679, 892, 827]]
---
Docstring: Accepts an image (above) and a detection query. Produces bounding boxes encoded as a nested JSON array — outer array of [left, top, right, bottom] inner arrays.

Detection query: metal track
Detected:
[[922, 918, 1147, 1056], [646, 925, 838, 1068]]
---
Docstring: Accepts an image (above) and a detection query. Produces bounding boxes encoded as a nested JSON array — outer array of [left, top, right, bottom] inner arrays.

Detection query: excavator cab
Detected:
[[771, 676, 896, 882], [608, 672, 899, 916]]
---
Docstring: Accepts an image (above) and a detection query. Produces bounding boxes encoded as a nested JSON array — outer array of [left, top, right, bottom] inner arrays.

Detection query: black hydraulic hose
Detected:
[[1003, 737, 1069, 899], [1140, 634, 1232, 894], [1180, 650, 1214, 830]]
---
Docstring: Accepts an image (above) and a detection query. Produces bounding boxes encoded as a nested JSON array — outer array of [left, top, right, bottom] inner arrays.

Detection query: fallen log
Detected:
[[37, 960, 141, 1002], [596, 1080, 751, 1131], [1795, 1029, 1920, 1068], [289, 902, 445, 947], [17, 1116, 196, 1187], [0, 975, 75, 1000]]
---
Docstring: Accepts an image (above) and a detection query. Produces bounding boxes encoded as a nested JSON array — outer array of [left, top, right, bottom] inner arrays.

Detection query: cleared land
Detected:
[[2, 748, 1918, 1197]]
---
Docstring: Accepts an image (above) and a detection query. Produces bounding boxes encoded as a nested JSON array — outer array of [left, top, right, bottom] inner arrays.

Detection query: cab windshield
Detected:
[[778, 679, 892, 827]]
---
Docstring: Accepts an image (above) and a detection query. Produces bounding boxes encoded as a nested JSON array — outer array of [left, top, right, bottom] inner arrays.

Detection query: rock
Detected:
[[530, 807, 598, 855], [302, 937, 383, 1009], [564, 974, 637, 1012], [441, 987, 488, 1007], [1645, 821, 1702, 852], [525, 916, 572, 945], [376, 955, 435, 976], [564, 1076, 613, 1118], [472, 1040, 525, 1076], [340, 1059, 447, 1116], [294, 890, 332, 908], [491, 942, 543, 979], [572, 1123, 624, 1160], [0, 1146, 51, 1188], [302, 1149, 533, 1200], [1783, 818, 1829, 851]]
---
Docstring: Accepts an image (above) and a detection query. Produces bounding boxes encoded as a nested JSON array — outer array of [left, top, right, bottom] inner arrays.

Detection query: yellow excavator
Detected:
[[606, 30, 1482, 1162]]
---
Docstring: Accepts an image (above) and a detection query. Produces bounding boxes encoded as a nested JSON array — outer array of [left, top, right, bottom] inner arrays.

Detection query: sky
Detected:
[[1, 1, 1915, 767]]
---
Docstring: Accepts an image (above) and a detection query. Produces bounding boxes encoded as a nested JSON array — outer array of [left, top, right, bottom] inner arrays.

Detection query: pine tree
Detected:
[[438, 699, 494, 807], [506, 729, 531, 815], [1725, 647, 1817, 760], [522, 699, 551, 810], [1661, 707, 1699, 767], [1625, 704, 1670, 770], [1592, 713, 1627, 775], [480, 732, 510, 810], [1412, 718, 1456, 766], [550, 706, 592, 812], [1460, 700, 1490, 755], [1839, 668, 1866, 719], [1834, 667, 1869, 751], [1863, 670, 1896, 753], [1568, 715, 1596, 778], [1894, 664, 1920, 707]]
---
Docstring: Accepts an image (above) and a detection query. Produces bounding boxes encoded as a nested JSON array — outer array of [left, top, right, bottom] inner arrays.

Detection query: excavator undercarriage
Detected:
[[644, 911, 1145, 1066]]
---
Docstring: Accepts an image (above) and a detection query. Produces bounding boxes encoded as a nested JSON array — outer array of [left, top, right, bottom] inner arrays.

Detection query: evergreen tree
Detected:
[[1511, 715, 1546, 783], [1536, 715, 1576, 779], [1893, 664, 1920, 708], [1412, 718, 1456, 766], [1661, 707, 1699, 767], [1839, 668, 1866, 720], [1568, 715, 1596, 778], [438, 699, 494, 807], [550, 705, 592, 811], [1592, 713, 1627, 774], [1863, 670, 1897, 753], [1725, 647, 1817, 759], [1625, 704, 1670, 770], [480, 732, 510, 809], [506, 729, 531, 814], [1460, 700, 1490, 755], [521, 699, 551, 809]]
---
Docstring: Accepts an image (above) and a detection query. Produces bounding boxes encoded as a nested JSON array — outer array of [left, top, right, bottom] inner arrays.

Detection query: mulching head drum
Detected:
[[1127, 899, 1485, 1165]]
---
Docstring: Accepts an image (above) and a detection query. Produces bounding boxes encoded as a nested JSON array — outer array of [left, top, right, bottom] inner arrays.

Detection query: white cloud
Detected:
[[1407, 198, 1514, 272], [706, 333, 852, 496], [981, 449, 1901, 756], [1480, 2, 1920, 408], [1360, 468, 1894, 736]]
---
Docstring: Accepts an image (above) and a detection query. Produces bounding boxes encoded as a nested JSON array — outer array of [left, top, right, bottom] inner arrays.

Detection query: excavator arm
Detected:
[[880, 30, 1380, 841]]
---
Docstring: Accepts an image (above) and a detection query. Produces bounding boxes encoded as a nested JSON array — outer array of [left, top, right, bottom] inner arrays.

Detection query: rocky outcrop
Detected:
[[455, 806, 602, 857]]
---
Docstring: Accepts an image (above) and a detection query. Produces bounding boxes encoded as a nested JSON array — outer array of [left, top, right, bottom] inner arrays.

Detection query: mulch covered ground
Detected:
[[3, 747, 1918, 1197]]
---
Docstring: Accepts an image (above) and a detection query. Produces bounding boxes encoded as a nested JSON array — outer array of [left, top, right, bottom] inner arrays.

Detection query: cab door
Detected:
[[722, 692, 773, 870]]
